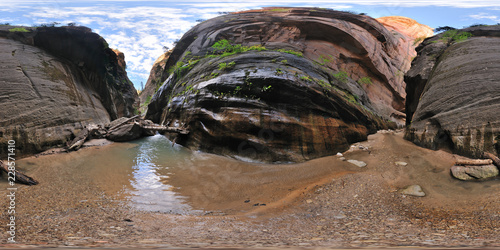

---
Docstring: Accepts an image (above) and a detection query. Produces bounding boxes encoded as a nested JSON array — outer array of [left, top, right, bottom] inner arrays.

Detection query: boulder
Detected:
[[405, 25, 500, 158], [107, 123, 143, 142], [450, 165, 499, 181], [145, 7, 424, 162]]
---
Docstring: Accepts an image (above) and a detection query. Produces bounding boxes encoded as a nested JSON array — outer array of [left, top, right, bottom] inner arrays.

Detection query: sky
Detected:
[[1, 1, 499, 91]]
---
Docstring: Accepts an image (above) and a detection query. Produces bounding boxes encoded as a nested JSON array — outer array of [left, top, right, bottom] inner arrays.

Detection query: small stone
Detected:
[[400, 185, 425, 197], [336, 152, 343, 157], [333, 212, 347, 219], [395, 161, 408, 166], [339, 157, 346, 161], [306, 199, 313, 204], [347, 159, 367, 167]]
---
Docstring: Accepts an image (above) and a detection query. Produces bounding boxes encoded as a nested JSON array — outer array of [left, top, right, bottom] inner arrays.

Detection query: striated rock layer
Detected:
[[139, 50, 171, 104], [0, 26, 138, 156], [145, 7, 425, 163], [405, 25, 500, 158]]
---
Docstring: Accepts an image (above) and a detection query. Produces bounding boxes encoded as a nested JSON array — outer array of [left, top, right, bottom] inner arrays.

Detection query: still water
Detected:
[[7, 134, 352, 215]]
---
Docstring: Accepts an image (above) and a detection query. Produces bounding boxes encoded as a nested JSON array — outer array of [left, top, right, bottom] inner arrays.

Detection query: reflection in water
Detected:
[[127, 134, 201, 214]]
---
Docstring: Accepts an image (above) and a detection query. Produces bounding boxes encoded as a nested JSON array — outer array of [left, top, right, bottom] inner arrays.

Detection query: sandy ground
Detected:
[[0, 130, 499, 248]]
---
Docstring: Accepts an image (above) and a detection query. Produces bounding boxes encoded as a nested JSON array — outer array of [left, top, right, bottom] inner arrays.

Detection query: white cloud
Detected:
[[469, 13, 500, 22]]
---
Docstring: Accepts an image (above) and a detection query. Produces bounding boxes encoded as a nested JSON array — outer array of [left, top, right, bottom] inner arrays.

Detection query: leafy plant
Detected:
[[275, 68, 284, 75], [280, 59, 288, 64], [261, 85, 272, 92], [218, 61, 236, 71], [333, 71, 349, 83]]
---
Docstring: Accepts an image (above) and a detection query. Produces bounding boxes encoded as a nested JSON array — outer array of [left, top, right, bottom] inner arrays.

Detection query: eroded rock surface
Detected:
[[405, 25, 500, 158], [145, 8, 428, 162], [139, 50, 171, 104], [0, 26, 138, 156]]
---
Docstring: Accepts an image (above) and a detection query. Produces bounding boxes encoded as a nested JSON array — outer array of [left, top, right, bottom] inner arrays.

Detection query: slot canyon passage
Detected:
[[1, 7, 499, 248]]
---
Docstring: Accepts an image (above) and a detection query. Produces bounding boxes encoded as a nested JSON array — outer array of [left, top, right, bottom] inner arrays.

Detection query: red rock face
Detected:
[[146, 8, 420, 163], [140, 50, 171, 104]]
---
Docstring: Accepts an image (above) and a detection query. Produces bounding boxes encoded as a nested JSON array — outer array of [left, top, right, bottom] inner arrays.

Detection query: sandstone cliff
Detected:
[[144, 7, 424, 162], [0, 25, 138, 156], [139, 50, 171, 104], [405, 25, 500, 157]]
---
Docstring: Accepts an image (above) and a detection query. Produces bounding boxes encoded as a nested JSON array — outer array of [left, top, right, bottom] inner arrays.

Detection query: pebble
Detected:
[[347, 159, 367, 168], [400, 185, 426, 197], [395, 161, 408, 166], [336, 152, 343, 157], [340, 157, 346, 161]]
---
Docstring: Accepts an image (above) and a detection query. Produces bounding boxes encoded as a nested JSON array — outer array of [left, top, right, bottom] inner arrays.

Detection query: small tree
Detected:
[[435, 26, 456, 33], [140, 81, 144, 91]]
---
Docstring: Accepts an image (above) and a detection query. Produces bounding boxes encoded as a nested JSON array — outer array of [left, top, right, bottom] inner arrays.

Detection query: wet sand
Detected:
[[0, 130, 499, 248]]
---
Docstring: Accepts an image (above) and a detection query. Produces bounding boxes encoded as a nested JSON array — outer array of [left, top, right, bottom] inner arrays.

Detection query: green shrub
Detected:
[[439, 30, 473, 43], [218, 61, 236, 71], [9, 27, 29, 32], [333, 71, 349, 83]]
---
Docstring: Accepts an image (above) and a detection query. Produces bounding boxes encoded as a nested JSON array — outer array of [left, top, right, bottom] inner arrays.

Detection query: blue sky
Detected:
[[1, 1, 499, 91]]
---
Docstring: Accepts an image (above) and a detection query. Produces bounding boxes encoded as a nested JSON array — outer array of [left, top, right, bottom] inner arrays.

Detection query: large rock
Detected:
[[107, 123, 143, 142], [0, 26, 138, 156], [145, 8, 425, 162], [451, 165, 499, 181], [139, 50, 171, 105], [405, 25, 500, 158]]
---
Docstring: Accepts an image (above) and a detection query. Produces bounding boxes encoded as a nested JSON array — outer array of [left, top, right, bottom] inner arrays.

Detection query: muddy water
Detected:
[[3, 134, 357, 215]]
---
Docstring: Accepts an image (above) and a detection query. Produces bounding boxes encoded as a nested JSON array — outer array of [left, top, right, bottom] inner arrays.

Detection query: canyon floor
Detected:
[[1, 130, 499, 248]]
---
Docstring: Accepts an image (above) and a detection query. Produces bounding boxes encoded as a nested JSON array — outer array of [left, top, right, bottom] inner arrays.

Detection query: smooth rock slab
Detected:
[[450, 165, 499, 181], [347, 159, 367, 168], [400, 185, 426, 197]]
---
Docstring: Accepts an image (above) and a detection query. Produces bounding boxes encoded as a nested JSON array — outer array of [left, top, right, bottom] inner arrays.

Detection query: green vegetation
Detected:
[[261, 85, 272, 92], [299, 75, 312, 82], [275, 68, 284, 75], [218, 61, 236, 71], [280, 59, 288, 64], [433, 30, 473, 44], [9, 27, 29, 32], [168, 59, 200, 78], [275, 48, 303, 57], [357, 76, 372, 85], [442, 30, 473, 42], [316, 54, 333, 66], [269, 8, 289, 12], [333, 71, 349, 83], [210, 39, 267, 58]]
